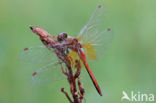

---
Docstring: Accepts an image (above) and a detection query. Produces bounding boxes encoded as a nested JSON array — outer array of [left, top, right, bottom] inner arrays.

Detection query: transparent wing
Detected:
[[20, 46, 58, 63], [31, 62, 65, 84], [78, 5, 113, 60]]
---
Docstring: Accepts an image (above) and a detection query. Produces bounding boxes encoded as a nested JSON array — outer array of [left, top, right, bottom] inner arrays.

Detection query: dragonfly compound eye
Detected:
[[63, 33, 68, 38], [57, 32, 68, 42]]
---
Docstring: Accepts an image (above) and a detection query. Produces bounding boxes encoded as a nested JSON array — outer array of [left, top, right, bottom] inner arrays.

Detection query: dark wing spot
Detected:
[[107, 28, 111, 31], [24, 48, 29, 51], [98, 5, 102, 8], [32, 72, 37, 76]]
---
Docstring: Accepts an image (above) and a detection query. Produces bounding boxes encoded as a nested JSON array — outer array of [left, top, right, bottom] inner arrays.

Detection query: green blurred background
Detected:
[[0, 0, 156, 103]]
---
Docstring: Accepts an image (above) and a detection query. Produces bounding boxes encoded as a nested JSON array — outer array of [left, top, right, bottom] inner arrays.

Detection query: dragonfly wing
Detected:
[[78, 5, 113, 60], [31, 62, 65, 84], [89, 28, 113, 60], [20, 46, 58, 63]]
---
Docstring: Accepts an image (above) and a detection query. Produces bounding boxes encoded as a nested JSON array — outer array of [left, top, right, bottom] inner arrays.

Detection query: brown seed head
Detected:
[[29, 26, 50, 38]]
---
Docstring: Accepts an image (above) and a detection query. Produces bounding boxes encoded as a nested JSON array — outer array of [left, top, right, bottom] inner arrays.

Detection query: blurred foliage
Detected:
[[0, 0, 156, 103]]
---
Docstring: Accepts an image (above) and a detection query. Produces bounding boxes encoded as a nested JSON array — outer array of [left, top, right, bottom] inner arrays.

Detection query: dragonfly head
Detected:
[[29, 26, 50, 38], [57, 32, 68, 42]]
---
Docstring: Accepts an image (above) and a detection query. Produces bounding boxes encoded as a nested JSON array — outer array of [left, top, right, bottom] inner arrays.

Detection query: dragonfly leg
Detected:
[[60, 63, 68, 76], [74, 60, 81, 78]]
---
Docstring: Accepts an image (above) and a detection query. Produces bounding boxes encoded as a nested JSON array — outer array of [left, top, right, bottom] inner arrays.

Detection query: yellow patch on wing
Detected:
[[77, 36, 82, 42], [82, 42, 97, 60], [67, 50, 84, 69]]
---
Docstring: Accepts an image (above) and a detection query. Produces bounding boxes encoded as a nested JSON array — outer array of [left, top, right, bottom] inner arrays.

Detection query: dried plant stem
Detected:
[[61, 88, 73, 103], [60, 60, 85, 103]]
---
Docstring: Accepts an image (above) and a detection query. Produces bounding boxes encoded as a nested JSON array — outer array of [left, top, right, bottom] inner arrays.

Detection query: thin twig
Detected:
[[78, 78, 85, 101], [61, 88, 73, 103]]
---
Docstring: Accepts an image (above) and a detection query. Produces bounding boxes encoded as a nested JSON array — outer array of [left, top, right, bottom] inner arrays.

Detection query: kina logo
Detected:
[[121, 91, 154, 102]]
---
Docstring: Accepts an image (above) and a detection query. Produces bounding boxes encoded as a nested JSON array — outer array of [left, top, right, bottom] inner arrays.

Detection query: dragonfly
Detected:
[[21, 5, 113, 96]]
